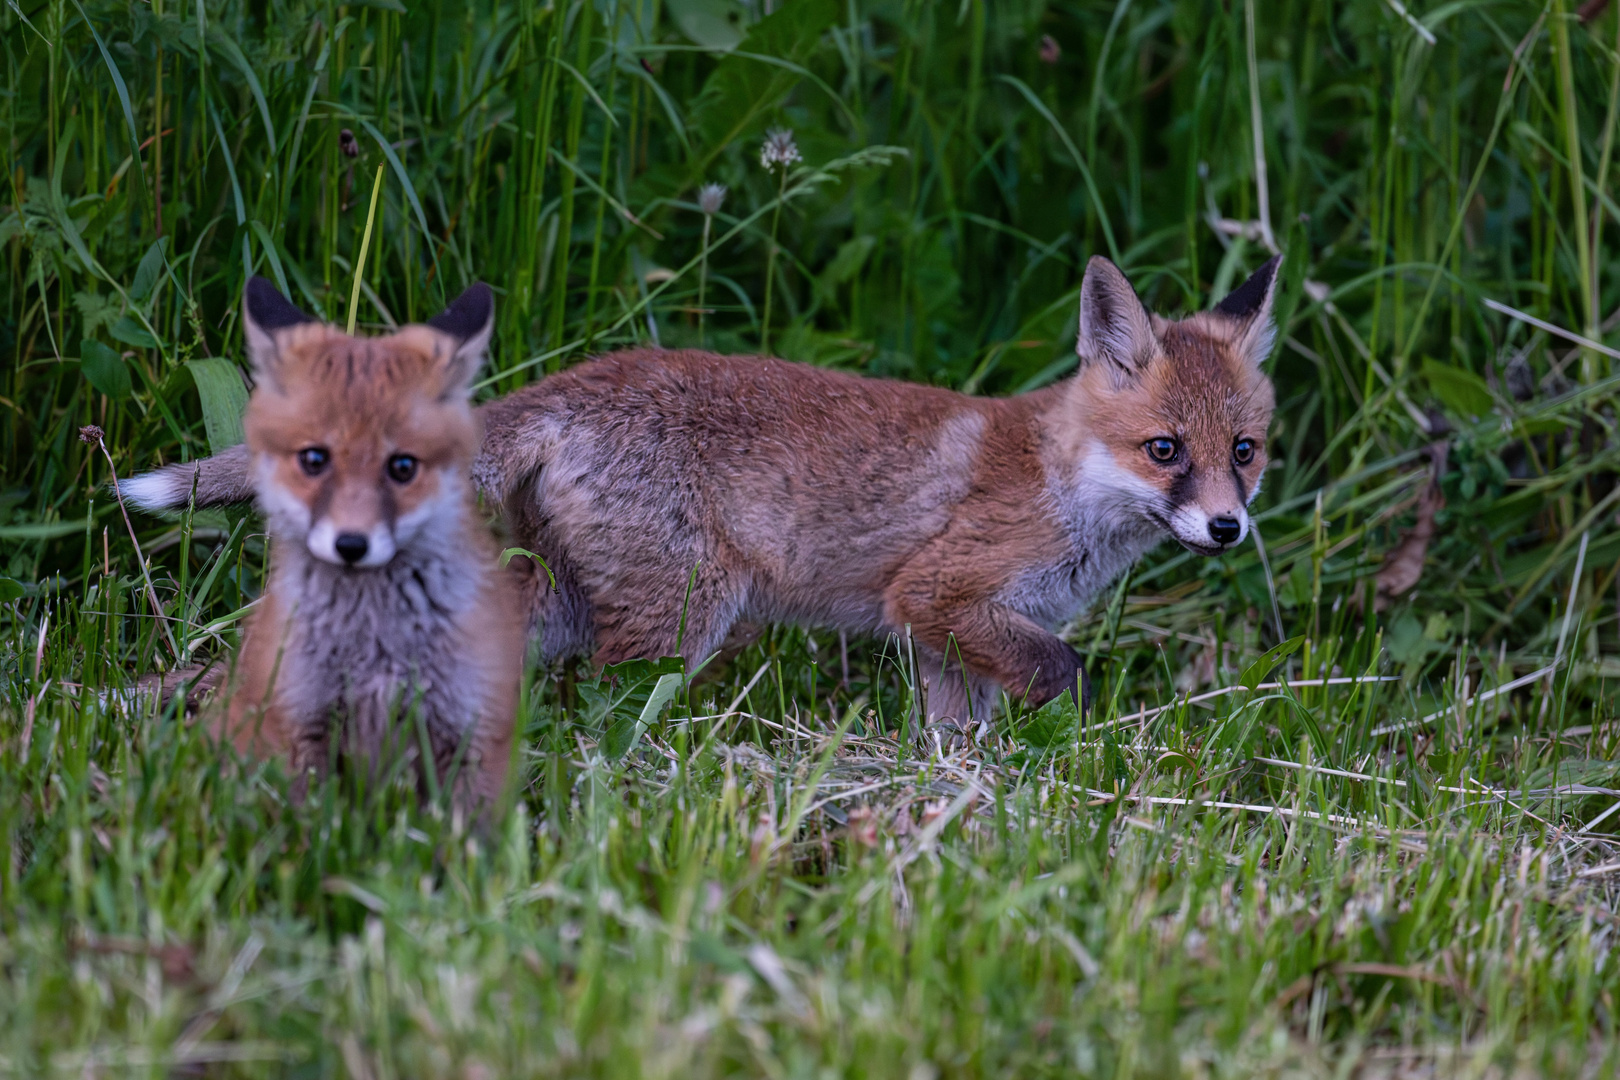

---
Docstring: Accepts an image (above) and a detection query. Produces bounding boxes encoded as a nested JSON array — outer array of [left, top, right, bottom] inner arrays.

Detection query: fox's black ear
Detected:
[[1076, 256, 1158, 378], [426, 283, 495, 397], [242, 277, 315, 383], [1214, 254, 1282, 367]]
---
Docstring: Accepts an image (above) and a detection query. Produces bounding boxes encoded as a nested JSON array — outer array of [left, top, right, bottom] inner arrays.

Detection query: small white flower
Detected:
[[698, 182, 728, 216], [759, 127, 801, 172]]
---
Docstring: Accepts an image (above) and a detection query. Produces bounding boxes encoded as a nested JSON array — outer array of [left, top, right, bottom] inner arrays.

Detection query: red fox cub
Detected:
[[131, 256, 1279, 739], [127, 279, 524, 805]]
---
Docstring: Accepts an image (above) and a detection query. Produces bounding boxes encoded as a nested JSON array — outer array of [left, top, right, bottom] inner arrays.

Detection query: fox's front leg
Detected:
[[887, 589, 1090, 727]]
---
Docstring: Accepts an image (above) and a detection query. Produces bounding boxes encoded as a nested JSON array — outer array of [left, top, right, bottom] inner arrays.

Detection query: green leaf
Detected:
[[185, 359, 250, 452], [1422, 359, 1493, 418], [0, 519, 92, 540], [604, 672, 684, 760], [70, 0, 150, 218], [80, 340, 132, 400], [0, 577, 25, 602], [1012, 689, 1081, 753], [820, 235, 875, 288], [207, 30, 278, 153], [685, 0, 839, 170], [129, 238, 168, 304], [500, 546, 557, 589], [585, 657, 687, 760], [1240, 635, 1305, 691], [666, 0, 749, 50], [109, 316, 159, 350]]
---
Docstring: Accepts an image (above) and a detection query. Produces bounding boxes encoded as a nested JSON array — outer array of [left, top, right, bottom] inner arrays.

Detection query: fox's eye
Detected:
[[387, 454, 419, 484], [1145, 437, 1180, 464], [1233, 438, 1256, 466], [297, 447, 330, 476]]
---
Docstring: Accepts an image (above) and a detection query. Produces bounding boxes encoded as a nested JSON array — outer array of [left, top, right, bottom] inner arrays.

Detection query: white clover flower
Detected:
[[698, 182, 728, 216], [759, 127, 801, 172]]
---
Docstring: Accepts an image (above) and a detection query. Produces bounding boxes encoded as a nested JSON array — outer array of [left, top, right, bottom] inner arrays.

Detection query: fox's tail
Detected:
[[119, 443, 256, 513]]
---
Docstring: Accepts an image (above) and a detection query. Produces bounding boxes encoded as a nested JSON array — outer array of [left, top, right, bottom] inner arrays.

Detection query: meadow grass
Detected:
[[8, 0, 1620, 1073]]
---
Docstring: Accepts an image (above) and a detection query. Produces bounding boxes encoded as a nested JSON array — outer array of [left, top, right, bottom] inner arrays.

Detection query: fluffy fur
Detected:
[[146, 280, 525, 806], [130, 257, 1280, 738]]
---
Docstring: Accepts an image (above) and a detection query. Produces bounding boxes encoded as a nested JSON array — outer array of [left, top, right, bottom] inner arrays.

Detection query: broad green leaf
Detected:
[[129, 238, 168, 304], [0, 577, 25, 602], [80, 340, 131, 400], [606, 672, 684, 759], [1240, 635, 1305, 691], [109, 316, 158, 350], [685, 0, 839, 171], [1422, 359, 1493, 418], [591, 657, 686, 759], [667, 0, 748, 50], [820, 235, 875, 288], [186, 359, 250, 452]]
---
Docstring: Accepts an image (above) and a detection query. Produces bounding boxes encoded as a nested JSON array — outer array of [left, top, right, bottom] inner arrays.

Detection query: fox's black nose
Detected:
[[1208, 517, 1242, 546], [334, 532, 369, 565]]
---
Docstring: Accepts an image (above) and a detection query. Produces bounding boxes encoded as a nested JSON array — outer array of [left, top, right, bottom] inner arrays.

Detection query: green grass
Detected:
[[8, 0, 1620, 1073]]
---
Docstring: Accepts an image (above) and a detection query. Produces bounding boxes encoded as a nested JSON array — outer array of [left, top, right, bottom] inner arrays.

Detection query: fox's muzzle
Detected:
[[307, 516, 398, 568], [1168, 505, 1250, 555]]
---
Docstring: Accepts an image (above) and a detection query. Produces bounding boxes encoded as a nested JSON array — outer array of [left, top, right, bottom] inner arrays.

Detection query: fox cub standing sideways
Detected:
[[127, 280, 525, 803], [130, 255, 1279, 737]]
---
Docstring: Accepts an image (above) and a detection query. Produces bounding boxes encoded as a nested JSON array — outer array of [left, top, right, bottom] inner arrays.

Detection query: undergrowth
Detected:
[[7, 0, 1620, 1073]]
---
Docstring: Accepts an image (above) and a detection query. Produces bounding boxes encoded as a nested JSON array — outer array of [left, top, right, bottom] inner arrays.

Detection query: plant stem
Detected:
[[698, 213, 713, 348], [761, 169, 786, 356]]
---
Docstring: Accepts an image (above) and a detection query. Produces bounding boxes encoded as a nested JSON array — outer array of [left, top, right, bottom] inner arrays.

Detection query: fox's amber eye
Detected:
[[297, 447, 330, 476], [1145, 437, 1180, 464], [1233, 438, 1256, 465], [387, 454, 419, 484]]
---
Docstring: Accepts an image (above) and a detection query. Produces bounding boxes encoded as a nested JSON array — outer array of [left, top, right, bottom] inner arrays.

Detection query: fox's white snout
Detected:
[[306, 518, 398, 568], [1169, 506, 1249, 555]]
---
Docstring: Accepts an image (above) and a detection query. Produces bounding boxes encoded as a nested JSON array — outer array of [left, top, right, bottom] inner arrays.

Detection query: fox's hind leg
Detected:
[[590, 560, 746, 670], [913, 639, 999, 747]]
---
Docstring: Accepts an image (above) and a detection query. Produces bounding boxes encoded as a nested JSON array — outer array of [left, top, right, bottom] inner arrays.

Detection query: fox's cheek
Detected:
[[254, 464, 314, 537], [393, 470, 458, 546]]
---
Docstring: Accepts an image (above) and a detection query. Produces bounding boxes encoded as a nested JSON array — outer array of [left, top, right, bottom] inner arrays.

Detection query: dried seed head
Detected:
[[79, 425, 105, 445], [759, 127, 801, 172], [698, 182, 727, 216], [339, 128, 359, 159]]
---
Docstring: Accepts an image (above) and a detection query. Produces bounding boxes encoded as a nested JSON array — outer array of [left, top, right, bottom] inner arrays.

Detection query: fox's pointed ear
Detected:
[[1213, 254, 1282, 368], [242, 277, 315, 384], [1076, 256, 1158, 378], [426, 283, 494, 398]]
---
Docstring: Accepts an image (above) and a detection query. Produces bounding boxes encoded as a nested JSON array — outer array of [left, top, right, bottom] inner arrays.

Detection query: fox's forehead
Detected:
[[1137, 321, 1274, 433], [245, 325, 477, 454], [270, 325, 447, 395]]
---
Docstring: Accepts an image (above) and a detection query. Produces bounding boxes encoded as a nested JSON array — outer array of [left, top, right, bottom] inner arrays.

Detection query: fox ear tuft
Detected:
[[1214, 254, 1282, 367], [242, 277, 315, 383], [1077, 256, 1157, 378], [427, 283, 495, 398]]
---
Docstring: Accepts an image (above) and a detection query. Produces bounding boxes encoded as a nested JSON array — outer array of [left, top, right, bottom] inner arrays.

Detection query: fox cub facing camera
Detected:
[[127, 279, 525, 805], [131, 255, 1279, 739]]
